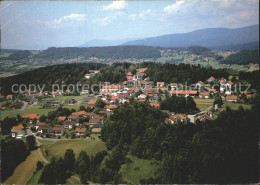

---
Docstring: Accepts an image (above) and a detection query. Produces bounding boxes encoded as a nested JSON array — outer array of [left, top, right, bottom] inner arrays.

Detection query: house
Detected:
[[99, 110, 108, 116], [196, 81, 204, 89], [207, 76, 216, 82], [150, 102, 160, 109], [35, 122, 47, 130], [89, 116, 104, 127], [199, 92, 210, 99], [64, 120, 75, 129], [87, 99, 97, 108], [226, 95, 238, 102], [126, 72, 132, 76], [170, 83, 178, 90], [75, 128, 87, 137], [209, 89, 217, 93], [51, 127, 65, 136], [11, 125, 25, 138], [6, 94, 13, 100], [101, 85, 123, 93], [171, 90, 197, 97], [58, 116, 67, 121], [85, 73, 91, 79], [67, 114, 80, 123], [81, 90, 89, 95], [37, 125, 51, 134], [22, 114, 40, 123], [196, 113, 211, 122], [105, 105, 118, 112], [138, 94, 147, 99], [157, 82, 165, 88], [139, 68, 148, 73]]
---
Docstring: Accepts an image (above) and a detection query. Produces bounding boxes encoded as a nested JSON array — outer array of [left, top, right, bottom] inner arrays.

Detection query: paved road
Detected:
[[188, 105, 213, 124], [20, 101, 28, 111]]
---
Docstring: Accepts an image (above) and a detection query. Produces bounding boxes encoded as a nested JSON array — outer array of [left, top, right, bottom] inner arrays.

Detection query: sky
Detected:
[[1, 0, 259, 50]]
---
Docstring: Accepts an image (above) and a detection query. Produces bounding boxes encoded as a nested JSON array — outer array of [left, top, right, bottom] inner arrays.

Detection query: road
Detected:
[[188, 105, 213, 123], [20, 101, 28, 111]]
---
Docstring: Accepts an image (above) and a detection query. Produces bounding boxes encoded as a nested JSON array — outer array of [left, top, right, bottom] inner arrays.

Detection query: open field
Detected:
[[38, 139, 56, 144], [3, 150, 43, 185], [43, 95, 88, 102], [223, 102, 252, 110], [65, 175, 81, 185], [27, 169, 43, 185], [120, 155, 159, 184], [194, 98, 214, 111], [41, 140, 106, 161], [1, 104, 82, 120]]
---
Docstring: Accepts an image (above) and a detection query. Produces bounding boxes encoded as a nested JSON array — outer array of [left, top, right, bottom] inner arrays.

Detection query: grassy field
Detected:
[[3, 150, 43, 185], [38, 139, 56, 144], [194, 98, 214, 111], [41, 140, 106, 161], [27, 169, 43, 185], [1, 104, 83, 120], [223, 102, 252, 110], [120, 155, 159, 184], [43, 95, 88, 102]]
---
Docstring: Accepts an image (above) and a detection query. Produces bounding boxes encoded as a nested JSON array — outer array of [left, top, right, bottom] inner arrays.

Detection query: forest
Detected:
[[220, 49, 259, 64], [0, 62, 230, 96], [34, 46, 161, 59], [100, 99, 259, 183]]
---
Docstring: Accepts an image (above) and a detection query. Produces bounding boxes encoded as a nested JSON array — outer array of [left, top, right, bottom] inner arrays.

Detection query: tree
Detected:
[[213, 96, 223, 108], [75, 151, 91, 182], [63, 149, 75, 170], [36, 161, 44, 170], [95, 98, 106, 109], [26, 135, 36, 151]]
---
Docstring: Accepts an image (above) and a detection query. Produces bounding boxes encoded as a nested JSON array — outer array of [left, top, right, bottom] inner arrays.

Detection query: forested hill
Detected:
[[0, 62, 230, 96], [220, 50, 259, 64], [34, 46, 161, 59]]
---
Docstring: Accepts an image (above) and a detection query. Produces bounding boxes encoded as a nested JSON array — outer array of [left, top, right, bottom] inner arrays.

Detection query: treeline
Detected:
[[187, 46, 212, 56], [239, 70, 260, 91], [160, 95, 198, 114], [100, 99, 259, 183], [0, 50, 32, 60], [220, 49, 259, 64], [0, 63, 105, 96], [144, 63, 229, 84], [35, 46, 161, 60], [1, 136, 36, 181]]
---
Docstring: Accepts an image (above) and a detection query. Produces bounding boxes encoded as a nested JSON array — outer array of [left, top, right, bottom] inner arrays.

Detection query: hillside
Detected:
[[79, 38, 138, 47], [124, 24, 259, 50], [35, 46, 161, 60], [220, 50, 259, 64]]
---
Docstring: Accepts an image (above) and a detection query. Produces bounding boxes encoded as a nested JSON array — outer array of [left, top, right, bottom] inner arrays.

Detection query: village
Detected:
[[6, 67, 254, 140]]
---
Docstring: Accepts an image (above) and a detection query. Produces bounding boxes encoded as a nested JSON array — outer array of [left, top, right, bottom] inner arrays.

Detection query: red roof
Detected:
[[111, 95, 119, 100], [178, 114, 185, 119], [209, 88, 216, 92], [226, 95, 238, 100], [88, 99, 97, 105], [75, 127, 87, 133], [160, 87, 167, 91], [157, 82, 165, 85], [150, 102, 160, 108], [227, 81, 234, 85], [22, 114, 40, 120], [200, 92, 210, 96], [102, 85, 123, 89], [127, 76, 133, 80], [126, 72, 132, 76], [58, 116, 66, 121], [85, 73, 91, 76], [139, 68, 148, 73], [105, 105, 118, 109], [72, 111, 88, 116], [52, 127, 63, 131], [171, 90, 197, 95], [13, 125, 24, 130], [6, 95, 13, 99]]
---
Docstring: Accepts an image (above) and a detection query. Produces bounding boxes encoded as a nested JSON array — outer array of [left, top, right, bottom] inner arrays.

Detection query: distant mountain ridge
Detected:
[[123, 24, 259, 50], [79, 38, 139, 47]]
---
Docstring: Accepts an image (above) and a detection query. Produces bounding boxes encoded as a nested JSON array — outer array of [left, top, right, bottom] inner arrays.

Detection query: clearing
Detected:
[[120, 155, 159, 184], [194, 98, 214, 111], [41, 139, 106, 161], [3, 150, 43, 185]]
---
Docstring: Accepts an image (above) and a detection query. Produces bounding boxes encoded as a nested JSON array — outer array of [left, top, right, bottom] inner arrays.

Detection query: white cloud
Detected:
[[45, 13, 87, 28], [164, 1, 185, 14], [93, 16, 116, 26], [128, 9, 152, 20], [103, 1, 126, 11]]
